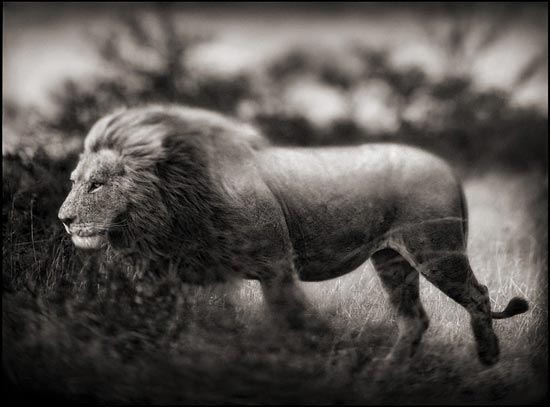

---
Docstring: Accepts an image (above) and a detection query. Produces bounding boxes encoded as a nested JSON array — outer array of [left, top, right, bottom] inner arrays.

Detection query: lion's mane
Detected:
[[85, 105, 266, 282]]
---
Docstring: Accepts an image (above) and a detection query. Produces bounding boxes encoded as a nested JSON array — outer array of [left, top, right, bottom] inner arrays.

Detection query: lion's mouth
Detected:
[[74, 229, 102, 237], [64, 224, 106, 237], [65, 225, 107, 250]]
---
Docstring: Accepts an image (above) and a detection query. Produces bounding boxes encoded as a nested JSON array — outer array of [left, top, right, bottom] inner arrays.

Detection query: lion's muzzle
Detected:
[[58, 204, 106, 250]]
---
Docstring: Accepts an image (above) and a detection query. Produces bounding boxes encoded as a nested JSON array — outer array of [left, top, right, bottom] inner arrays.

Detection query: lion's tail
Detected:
[[491, 297, 529, 319]]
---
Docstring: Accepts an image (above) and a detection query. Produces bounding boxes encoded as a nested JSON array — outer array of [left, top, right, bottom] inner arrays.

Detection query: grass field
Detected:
[[3, 159, 548, 404]]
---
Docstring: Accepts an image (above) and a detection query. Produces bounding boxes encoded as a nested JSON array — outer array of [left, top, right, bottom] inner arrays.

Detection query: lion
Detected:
[[58, 105, 528, 365]]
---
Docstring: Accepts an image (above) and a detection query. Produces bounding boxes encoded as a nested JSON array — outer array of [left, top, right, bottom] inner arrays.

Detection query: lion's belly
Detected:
[[282, 203, 392, 281], [293, 236, 380, 282]]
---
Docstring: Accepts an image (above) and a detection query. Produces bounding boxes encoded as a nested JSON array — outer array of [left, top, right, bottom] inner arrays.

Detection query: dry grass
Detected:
[[3, 159, 547, 404]]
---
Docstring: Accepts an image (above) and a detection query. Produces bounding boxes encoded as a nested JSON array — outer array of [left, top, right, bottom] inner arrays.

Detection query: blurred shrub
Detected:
[[5, 6, 546, 174], [3, 149, 80, 293]]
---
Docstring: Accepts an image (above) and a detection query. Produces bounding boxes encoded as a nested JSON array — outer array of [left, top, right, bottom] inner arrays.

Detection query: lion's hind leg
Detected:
[[419, 253, 500, 365], [371, 249, 430, 363], [395, 214, 504, 366]]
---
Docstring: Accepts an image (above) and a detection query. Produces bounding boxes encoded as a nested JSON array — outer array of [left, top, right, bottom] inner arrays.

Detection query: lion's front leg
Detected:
[[259, 265, 310, 330], [258, 260, 332, 346]]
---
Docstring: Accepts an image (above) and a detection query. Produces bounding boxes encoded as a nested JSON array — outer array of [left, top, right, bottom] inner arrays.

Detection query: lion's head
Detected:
[[58, 105, 259, 279], [58, 148, 129, 250]]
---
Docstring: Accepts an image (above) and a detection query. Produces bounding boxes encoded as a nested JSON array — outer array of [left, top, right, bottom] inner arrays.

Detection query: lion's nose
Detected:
[[59, 216, 75, 233], [60, 216, 74, 226]]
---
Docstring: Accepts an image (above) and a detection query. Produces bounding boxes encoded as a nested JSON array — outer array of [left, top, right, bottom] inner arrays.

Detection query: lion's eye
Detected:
[[89, 182, 104, 192]]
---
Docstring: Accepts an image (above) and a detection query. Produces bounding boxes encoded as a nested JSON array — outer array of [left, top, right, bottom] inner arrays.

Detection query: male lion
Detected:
[[59, 105, 528, 365]]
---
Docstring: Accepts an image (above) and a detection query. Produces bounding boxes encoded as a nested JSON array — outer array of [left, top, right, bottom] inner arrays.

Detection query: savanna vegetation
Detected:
[[3, 4, 548, 404]]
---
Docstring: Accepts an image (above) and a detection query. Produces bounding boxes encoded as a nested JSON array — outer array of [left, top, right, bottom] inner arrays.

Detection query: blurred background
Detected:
[[3, 3, 548, 404], [3, 2, 548, 173]]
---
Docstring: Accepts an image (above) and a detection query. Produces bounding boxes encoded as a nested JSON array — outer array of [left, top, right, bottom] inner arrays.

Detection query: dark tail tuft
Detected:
[[491, 297, 529, 319]]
